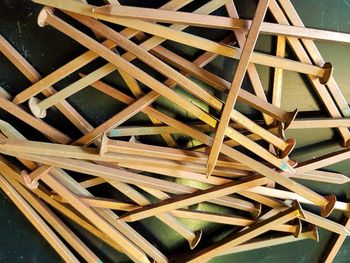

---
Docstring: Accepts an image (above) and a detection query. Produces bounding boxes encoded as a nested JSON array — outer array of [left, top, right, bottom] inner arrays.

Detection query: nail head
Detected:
[[319, 62, 333, 85], [29, 97, 47, 118], [320, 195, 337, 217], [280, 138, 296, 158], [21, 170, 39, 189], [292, 219, 302, 238], [283, 109, 298, 130], [37, 7, 53, 27], [189, 230, 202, 250]]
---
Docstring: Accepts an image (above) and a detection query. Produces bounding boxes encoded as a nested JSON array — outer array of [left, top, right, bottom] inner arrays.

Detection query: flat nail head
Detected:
[[291, 200, 306, 219], [340, 137, 350, 148], [319, 62, 333, 85], [29, 97, 47, 118], [283, 109, 298, 130], [292, 219, 303, 238], [280, 138, 297, 158], [189, 230, 202, 250], [277, 122, 286, 139], [252, 202, 262, 219], [21, 170, 39, 189], [287, 159, 298, 168], [37, 7, 53, 27], [320, 195, 337, 217], [310, 225, 320, 242]]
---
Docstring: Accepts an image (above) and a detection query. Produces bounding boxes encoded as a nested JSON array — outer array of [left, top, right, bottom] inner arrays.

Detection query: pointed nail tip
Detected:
[[118, 214, 126, 220], [118, 212, 132, 222], [346, 230, 350, 236], [12, 97, 20, 104], [340, 177, 350, 184], [281, 161, 296, 175], [99, 133, 108, 156], [206, 165, 214, 178], [343, 227, 350, 236]]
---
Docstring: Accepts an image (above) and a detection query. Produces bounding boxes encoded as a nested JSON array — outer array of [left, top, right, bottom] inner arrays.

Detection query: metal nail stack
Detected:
[[0, 0, 350, 262]]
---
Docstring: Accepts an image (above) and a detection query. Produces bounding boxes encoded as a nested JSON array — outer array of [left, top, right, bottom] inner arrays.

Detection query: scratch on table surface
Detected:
[[16, 21, 22, 35], [343, 0, 350, 8], [19, 40, 29, 58], [20, 42, 25, 54], [321, 10, 324, 26]]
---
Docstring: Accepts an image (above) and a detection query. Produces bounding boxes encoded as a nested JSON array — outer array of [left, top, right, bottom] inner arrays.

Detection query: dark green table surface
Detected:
[[1, 0, 350, 262]]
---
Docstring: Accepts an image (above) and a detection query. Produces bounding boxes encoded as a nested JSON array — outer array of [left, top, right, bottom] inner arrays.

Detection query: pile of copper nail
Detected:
[[0, 0, 350, 262]]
